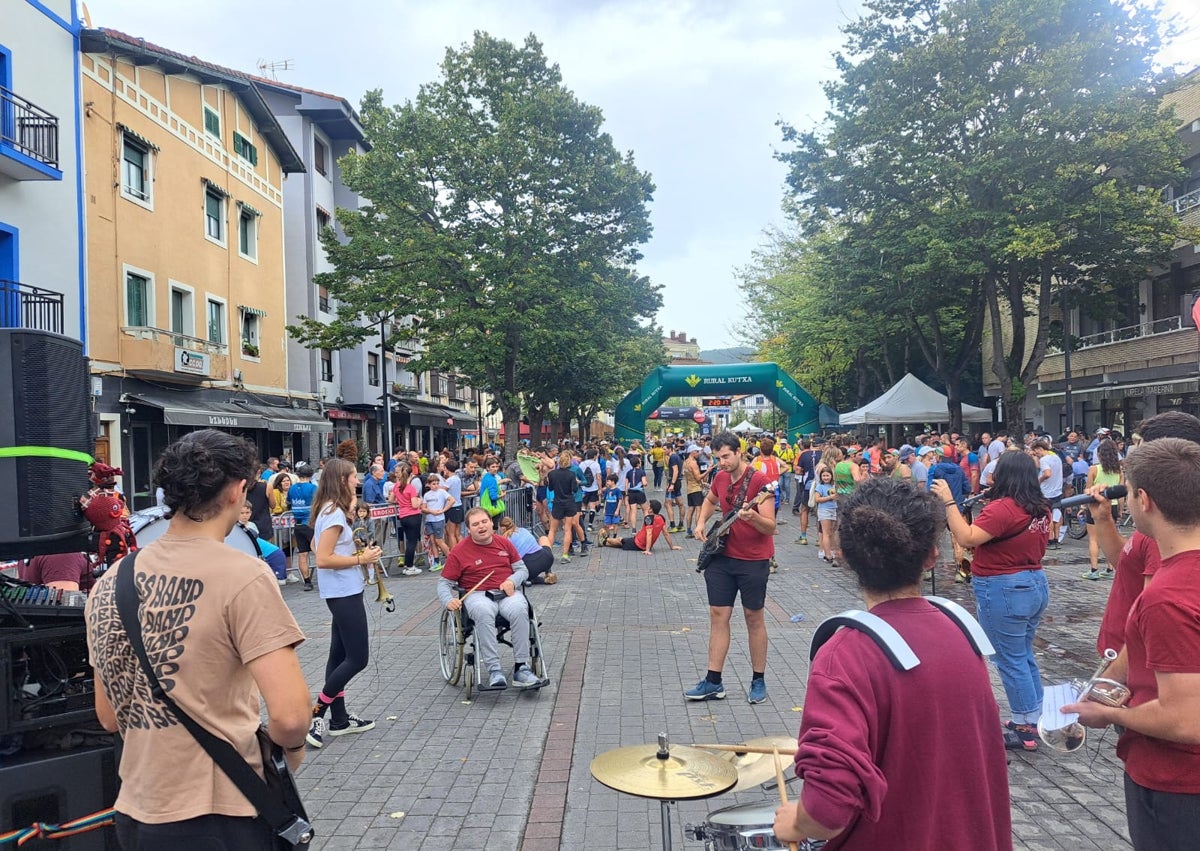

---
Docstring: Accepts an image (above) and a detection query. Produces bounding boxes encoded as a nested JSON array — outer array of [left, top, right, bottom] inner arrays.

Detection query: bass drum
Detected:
[[129, 507, 262, 557], [688, 800, 825, 851]]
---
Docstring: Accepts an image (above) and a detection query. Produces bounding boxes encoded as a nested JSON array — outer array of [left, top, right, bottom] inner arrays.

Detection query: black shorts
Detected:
[[627, 490, 646, 505], [687, 492, 704, 507], [293, 523, 313, 553], [667, 483, 683, 499], [703, 555, 770, 610], [582, 490, 600, 505], [446, 505, 465, 524], [1084, 505, 1120, 524], [619, 536, 641, 551], [551, 500, 579, 520], [525, 545, 554, 580]]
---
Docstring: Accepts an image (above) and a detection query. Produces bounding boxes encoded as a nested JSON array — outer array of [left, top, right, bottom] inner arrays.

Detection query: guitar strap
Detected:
[[113, 550, 310, 843], [730, 465, 756, 514]]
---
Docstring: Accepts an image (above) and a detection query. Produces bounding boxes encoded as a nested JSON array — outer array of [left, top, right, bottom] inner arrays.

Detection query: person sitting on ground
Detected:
[[498, 516, 556, 584], [774, 477, 1011, 850], [603, 498, 682, 555], [438, 508, 540, 689]]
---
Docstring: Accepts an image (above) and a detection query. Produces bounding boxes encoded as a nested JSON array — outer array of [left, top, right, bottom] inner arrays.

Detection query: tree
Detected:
[[778, 0, 1188, 428], [288, 32, 656, 456]]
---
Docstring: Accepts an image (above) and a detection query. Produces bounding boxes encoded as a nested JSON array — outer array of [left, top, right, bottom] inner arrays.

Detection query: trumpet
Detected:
[[1038, 648, 1130, 752], [353, 528, 395, 612]]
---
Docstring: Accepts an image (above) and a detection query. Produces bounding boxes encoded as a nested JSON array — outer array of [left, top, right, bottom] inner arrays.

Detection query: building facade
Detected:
[[0, 1, 85, 343], [1020, 69, 1200, 436], [80, 29, 328, 507]]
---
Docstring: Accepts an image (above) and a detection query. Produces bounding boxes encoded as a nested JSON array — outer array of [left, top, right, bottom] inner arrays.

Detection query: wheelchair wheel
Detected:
[[439, 608, 464, 685], [529, 615, 546, 681]]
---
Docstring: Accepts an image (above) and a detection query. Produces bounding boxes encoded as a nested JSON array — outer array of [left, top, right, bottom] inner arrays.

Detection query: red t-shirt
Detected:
[[20, 553, 93, 592], [442, 534, 521, 592], [797, 598, 1011, 850], [633, 514, 666, 550], [1117, 549, 1200, 793], [710, 467, 774, 561], [971, 497, 1049, 577], [1097, 531, 1161, 657]]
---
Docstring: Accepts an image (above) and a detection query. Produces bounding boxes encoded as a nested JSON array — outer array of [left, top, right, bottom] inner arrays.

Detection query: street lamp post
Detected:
[[1062, 287, 1073, 437], [380, 318, 392, 460]]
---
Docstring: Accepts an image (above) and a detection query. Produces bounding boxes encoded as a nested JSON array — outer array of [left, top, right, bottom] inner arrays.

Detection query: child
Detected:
[[240, 501, 290, 586], [350, 502, 372, 549], [813, 468, 839, 565], [625, 462, 648, 530], [420, 474, 454, 571], [601, 474, 623, 540], [603, 499, 681, 555]]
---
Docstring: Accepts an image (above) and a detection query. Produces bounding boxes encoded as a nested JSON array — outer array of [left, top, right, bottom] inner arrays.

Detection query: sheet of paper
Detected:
[[1042, 681, 1082, 730]]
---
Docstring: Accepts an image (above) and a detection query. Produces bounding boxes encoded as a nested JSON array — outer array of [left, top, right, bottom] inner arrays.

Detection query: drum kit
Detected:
[[129, 505, 263, 555], [590, 733, 824, 851]]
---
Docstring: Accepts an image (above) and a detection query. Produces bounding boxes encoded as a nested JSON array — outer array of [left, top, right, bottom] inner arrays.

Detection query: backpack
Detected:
[[583, 465, 596, 488]]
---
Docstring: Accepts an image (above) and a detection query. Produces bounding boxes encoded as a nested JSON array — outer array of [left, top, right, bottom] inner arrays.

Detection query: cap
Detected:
[[1096, 427, 1111, 435], [685, 443, 701, 453], [899, 447, 915, 461], [917, 446, 936, 457], [885, 448, 899, 456]]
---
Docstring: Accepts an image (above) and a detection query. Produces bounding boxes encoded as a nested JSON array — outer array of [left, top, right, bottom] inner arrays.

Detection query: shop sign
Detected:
[[175, 348, 210, 376], [327, 409, 368, 421]]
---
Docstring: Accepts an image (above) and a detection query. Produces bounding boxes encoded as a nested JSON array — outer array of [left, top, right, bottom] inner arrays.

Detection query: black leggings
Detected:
[[396, 514, 423, 567], [116, 812, 273, 850], [322, 593, 369, 697]]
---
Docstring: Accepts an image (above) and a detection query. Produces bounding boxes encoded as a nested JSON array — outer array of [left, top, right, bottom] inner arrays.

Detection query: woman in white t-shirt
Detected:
[[305, 457, 382, 749]]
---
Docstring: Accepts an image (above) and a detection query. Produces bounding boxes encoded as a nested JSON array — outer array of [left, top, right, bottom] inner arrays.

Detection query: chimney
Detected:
[[690, 337, 697, 344]]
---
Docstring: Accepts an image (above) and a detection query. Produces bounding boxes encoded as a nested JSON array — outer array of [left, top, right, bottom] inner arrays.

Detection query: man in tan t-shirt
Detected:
[[683, 444, 705, 538], [86, 430, 311, 850]]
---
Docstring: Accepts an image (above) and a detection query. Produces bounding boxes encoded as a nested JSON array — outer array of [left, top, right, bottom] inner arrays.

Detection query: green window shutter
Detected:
[[233, 132, 259, 166], [204, 108, 220, 137]]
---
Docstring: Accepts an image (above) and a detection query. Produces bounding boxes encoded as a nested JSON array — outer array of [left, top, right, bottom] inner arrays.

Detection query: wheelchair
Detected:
[[438, 588, 550, 699]]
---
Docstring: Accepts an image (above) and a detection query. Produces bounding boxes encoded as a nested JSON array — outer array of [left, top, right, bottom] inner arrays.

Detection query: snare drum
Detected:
[[687, 800, 825, 851], [130, 507, 262, 557]]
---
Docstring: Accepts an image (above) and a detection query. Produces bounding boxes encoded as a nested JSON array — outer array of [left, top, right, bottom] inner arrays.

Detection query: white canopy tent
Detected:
[[838, 373, 992, 425], [730, 420, 764, 433]]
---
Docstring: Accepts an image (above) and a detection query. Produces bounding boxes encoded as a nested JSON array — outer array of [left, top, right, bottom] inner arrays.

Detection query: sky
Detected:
[[83, 0, 1200, 350]]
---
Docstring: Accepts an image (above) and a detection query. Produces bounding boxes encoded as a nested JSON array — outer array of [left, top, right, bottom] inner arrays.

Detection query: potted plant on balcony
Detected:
[[241, 340, 260, 358]]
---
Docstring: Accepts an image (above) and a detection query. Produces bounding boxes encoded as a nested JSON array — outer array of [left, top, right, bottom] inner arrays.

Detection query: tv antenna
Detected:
[[256, 59, 294, 80]]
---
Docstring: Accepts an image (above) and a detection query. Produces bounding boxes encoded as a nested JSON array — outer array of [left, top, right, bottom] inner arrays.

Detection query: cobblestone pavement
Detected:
[[284, 506, 1130, 850]]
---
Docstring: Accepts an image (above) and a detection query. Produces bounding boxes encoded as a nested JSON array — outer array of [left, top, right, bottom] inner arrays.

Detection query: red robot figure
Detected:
[[79, 462, 137, 568]]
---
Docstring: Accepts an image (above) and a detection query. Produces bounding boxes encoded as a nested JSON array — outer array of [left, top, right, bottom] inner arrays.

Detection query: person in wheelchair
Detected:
[[438, 507, 540, 690]]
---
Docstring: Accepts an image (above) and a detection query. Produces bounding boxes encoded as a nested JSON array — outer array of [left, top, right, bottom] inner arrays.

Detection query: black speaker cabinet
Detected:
[[0, 745, 119, 849], [0, 329, 92, 555]]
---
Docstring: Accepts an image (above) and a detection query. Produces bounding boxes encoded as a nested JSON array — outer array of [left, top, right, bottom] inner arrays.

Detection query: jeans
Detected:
[[779, 471, 794, 506], [972, 569, 1049, 721]]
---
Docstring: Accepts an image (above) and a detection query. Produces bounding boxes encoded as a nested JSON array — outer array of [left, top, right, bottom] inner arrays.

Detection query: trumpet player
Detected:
[[305, 458, 382, 749], [1065, 437, 1200, 851]]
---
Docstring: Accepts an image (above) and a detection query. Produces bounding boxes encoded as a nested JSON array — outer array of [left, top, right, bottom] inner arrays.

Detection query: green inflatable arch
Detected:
[[614, 362, 820, 445]]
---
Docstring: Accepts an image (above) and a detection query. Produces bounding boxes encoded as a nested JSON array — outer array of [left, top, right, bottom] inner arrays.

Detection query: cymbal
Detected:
[[590, 744, 738, 800], [715, 736, 798, 792]]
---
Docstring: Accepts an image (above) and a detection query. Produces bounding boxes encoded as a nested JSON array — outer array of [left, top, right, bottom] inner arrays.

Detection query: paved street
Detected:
[[285, 511, 1130, 850]]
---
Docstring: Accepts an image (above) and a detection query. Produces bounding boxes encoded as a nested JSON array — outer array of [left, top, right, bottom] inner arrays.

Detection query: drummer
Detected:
[[774, 477, 1011, 850]]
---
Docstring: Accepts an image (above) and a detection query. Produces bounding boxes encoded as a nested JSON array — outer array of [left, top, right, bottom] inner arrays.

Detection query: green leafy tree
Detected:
[[288, 32, 655, 456], [778, 0, 1188, 428]]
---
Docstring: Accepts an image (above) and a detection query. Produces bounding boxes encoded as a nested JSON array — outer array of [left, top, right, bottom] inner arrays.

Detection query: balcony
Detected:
[[0, 87, 61, 180], [119, 326, 229, 382], [1039, 316, 1193, 384], [0, 280, 64, 333], [1047, 316, 1183, 355], [1172, 187, 1200, 217]]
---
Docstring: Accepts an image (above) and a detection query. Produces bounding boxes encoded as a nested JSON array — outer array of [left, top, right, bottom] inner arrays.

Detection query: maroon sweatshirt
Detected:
[[796, 597, 1012, 851]]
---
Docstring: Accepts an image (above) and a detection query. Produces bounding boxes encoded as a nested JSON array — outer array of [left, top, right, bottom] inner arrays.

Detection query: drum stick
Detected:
[[774, 748, 800, 851], [690, 743, 794, 755], [463, 571, 495, 597]]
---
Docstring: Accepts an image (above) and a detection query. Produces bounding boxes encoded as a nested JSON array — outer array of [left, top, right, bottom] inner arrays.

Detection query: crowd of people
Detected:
[[65, 407, 1200, 851]]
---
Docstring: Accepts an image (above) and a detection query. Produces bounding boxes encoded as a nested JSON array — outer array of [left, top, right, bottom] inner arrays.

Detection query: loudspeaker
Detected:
[[0, 329, 92, 556], [0, 745, 119, 849]]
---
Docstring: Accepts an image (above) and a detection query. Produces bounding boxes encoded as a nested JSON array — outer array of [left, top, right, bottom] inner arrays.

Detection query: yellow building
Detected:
[[80, 29, 323, 507]]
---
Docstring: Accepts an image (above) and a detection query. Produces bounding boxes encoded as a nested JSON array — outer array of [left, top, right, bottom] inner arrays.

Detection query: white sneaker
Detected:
[[513, 666, 540, 688], [818, 550, 826, 560], [305, 716, 327, 749], [277, 578, 287, 587], [401, 566, 422, 576], [286, 574, 301, 584]]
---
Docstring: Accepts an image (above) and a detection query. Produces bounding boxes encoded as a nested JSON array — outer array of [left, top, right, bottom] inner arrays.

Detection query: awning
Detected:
[[238, 304, 268, 317], [234, 402, 333, 433], [440, 405, 474, 427], [127, 393, 268, 429], [395, 399, 455, 429]]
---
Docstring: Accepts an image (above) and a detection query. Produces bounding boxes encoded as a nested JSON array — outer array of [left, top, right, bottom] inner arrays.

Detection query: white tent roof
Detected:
[[838, 373, 992, 425], [730, 420, 763, 433]]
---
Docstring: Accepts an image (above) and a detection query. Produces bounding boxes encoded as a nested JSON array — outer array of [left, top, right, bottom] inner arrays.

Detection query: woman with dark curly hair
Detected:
[[305, 457, 382, 749], [934, 449, 1051, 753], [776, 477, 1010, 850]]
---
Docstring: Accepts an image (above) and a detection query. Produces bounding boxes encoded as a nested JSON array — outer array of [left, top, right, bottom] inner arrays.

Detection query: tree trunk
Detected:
[[527, 408, 545, 449], [944, 373, 963, 434]]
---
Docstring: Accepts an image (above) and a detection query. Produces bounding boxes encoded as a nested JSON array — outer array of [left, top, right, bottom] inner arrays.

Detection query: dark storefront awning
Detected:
[[440, 406, 474, 427], [234, 402, 333, 433], [128, 393, 268, 429], [395, 399, 455, 429]]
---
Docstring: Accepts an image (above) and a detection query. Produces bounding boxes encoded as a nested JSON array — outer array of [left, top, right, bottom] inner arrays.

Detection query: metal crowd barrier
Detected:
[[271, 511, 296, 553]]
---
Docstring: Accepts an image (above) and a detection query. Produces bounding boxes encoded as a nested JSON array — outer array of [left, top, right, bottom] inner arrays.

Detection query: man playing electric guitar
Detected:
[[687, 430, 777, 705]]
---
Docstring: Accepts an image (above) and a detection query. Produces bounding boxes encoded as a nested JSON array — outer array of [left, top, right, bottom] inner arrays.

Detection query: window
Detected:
[[121, 136, 150, 203], [203, 106, 220, 139], [233, 132, 258, 166], [240, 310, 259, 356], [170, 285, 194, 337], [318, 285, 330, 313], [315, 207, 330, 231], [125, 270, 152, 326], [204, 188, 225, 243], [320, 349, 333, 382], [313, 137, 328, 176], [207, 299, 225, 345], [238, 209, 257, 259], [367, 352, 379, 386]]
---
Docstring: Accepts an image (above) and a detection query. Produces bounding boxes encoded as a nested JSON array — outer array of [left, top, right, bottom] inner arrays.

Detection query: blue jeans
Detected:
[[972, 569, 1049, 722], [779, 471, 794, 506]]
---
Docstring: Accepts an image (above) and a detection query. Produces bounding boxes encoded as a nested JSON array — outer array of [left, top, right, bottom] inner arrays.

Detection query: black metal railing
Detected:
[[0, 87, 60, 170], [0, 280, 65, 334]]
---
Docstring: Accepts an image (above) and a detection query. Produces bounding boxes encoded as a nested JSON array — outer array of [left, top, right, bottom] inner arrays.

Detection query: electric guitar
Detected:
[[695, 482, 778, 573], [262, 732, 314, 848]]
